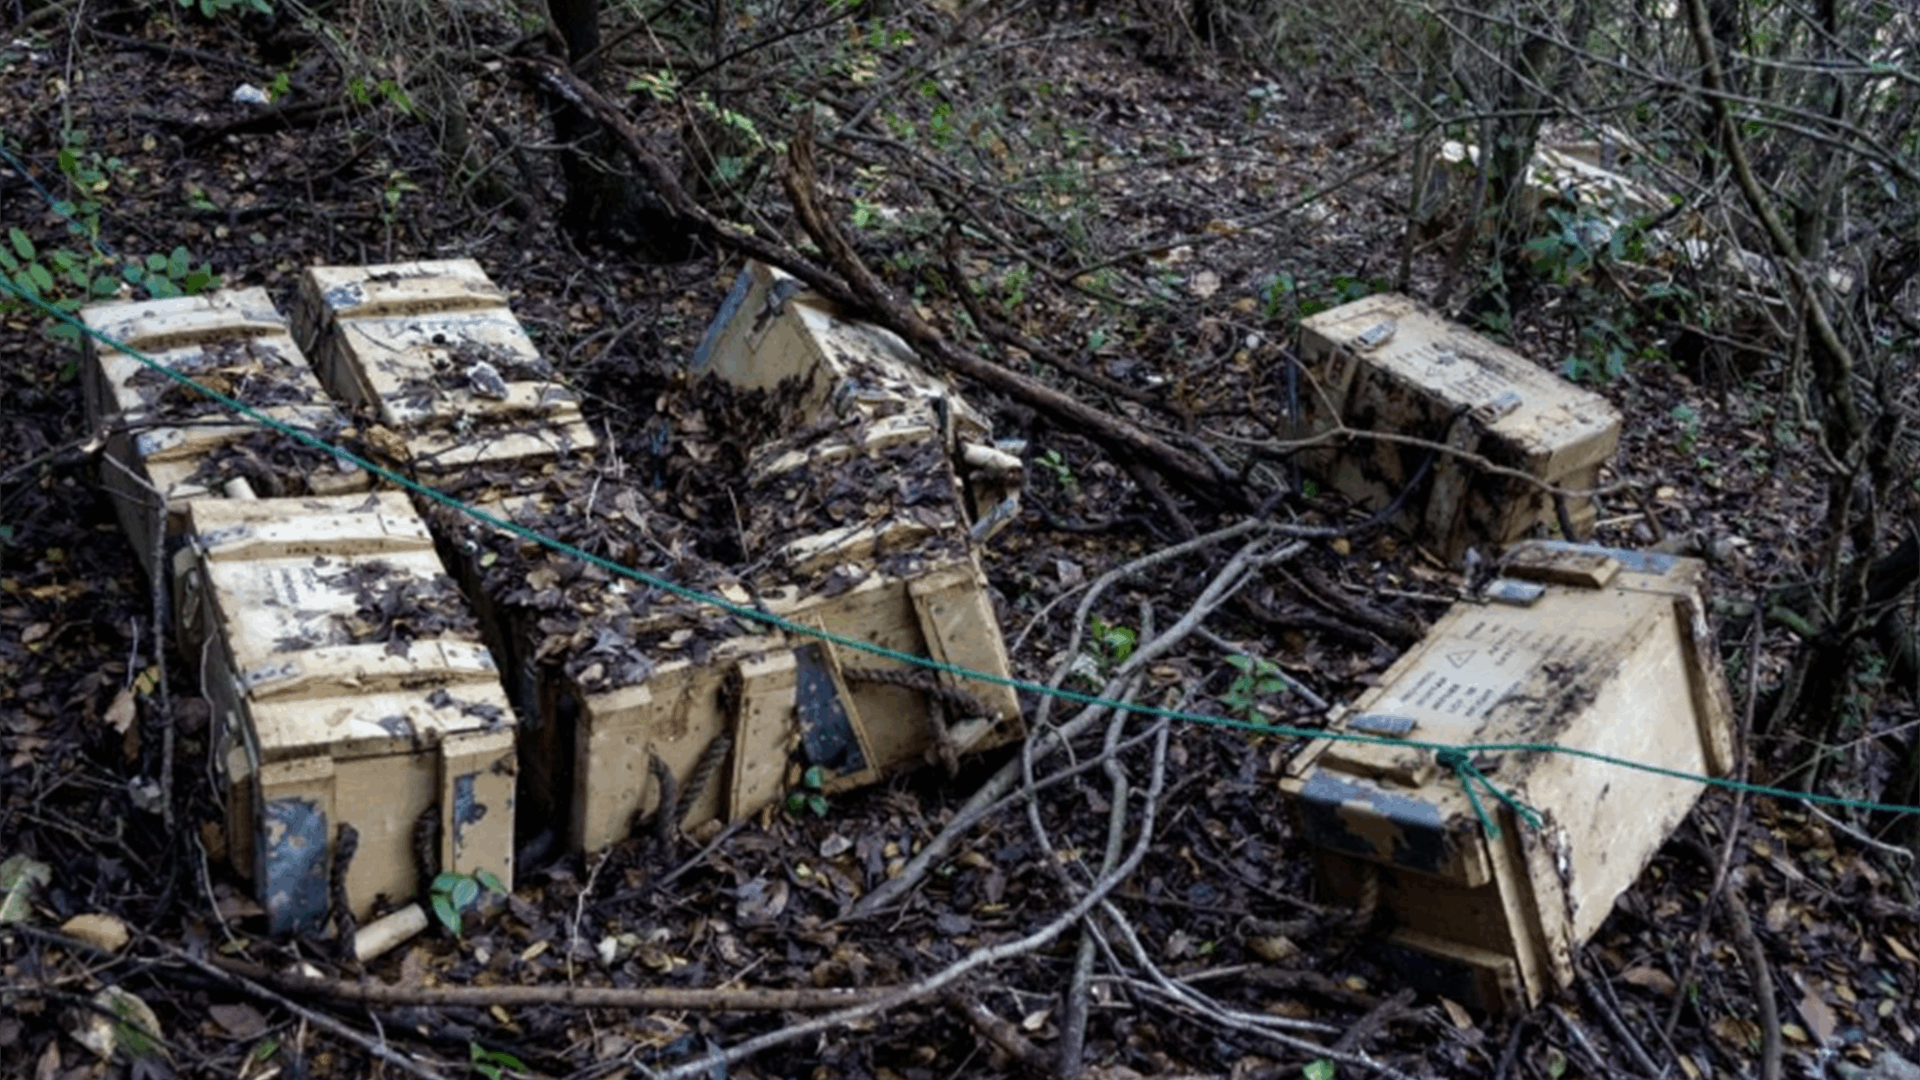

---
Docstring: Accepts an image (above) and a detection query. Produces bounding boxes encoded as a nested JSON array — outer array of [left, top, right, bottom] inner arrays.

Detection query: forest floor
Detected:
[[2, 2, 1918, 1079]]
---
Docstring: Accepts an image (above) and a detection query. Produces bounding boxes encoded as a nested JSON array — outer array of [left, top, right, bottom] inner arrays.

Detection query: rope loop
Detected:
[[1438, 748, 1544, 840]]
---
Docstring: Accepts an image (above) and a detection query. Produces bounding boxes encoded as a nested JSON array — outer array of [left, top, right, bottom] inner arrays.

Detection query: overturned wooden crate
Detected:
[[293, 259, 597, 483], [1294, 293, 1621, 562], [80, 289, 366, 578], [694, 260, 1021, 533], [1279, 541, 1735, 1011], [428, 440, 1023, 856], [174, 492, 516, 935]]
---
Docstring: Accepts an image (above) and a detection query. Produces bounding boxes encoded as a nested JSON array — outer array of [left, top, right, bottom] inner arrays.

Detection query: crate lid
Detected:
[[303, 259, 507, 319], [692, 261, 991, 442], [297, 263, 597, 465], [184, 493, 512, 755], [83, 288, 332, 427], [1300, 293, 1621, 476]]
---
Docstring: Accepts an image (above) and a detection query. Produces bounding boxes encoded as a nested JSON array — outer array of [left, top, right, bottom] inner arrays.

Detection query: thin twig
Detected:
[[645, 722, 1175, 1080]]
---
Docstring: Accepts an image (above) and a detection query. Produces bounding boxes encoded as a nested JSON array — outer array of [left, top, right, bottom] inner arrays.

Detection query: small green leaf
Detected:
[[168, 245, 190, 279], [806, 793, 829, 817], [0, 247, 16, 273], [8, 228, 32, 261], [431, 872, 465, 893], [1303, 1060, 1336, 1080], [146, 253, 168, 272], [432, 892, 461, 937], [1225, 654, 1254, 672], [802, 765, 826, 790], [450, 875, 480, 910], [475, 868, 506, 894], [27, 262, 54, 294]]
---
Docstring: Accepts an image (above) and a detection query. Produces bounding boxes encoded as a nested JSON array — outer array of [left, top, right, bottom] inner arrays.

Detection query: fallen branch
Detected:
[[852, 521, 1293, 919], [517, 56, 1239, 506], [643, 722, 1172, 1080], [208, 956, 887, 1011]]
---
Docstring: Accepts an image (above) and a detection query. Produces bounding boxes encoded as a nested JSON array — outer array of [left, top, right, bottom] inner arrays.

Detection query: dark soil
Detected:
[[2, 3, 1918, 1080]]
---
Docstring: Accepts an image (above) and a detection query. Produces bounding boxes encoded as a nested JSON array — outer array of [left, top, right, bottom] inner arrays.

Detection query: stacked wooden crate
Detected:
[[80, 289, 365, 578], [81, 290, 517, 936]]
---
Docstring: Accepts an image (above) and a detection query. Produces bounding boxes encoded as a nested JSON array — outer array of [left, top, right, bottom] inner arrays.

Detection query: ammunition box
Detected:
[[293, 260, 596, 482], [1294, 294, 1621, 561], [80, 289, 365, 577], [692, 260, 991, 444], [174, 492, 516, 935], [1279, 541, 1735, 1010]]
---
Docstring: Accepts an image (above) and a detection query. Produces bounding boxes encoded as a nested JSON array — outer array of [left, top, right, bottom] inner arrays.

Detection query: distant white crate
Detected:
[[81, 289, 365, 576], [294, 260, 597, 482], [1280, 541, 1734, 1010], [1295, 293, 1621, 560], [175, 492, 516, 935]]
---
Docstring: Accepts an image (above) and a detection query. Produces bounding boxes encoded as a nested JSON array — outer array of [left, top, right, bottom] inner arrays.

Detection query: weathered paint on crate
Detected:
[[294, 260, 597, 481], [1294, 294, 1621, 561], [80, 289, 365, 579], [175, 492, 516, 934], [1279, 541, 1735, 1010]]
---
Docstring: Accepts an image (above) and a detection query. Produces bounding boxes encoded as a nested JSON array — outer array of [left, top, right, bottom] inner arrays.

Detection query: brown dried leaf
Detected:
[[1621, 965, 1677, 996]]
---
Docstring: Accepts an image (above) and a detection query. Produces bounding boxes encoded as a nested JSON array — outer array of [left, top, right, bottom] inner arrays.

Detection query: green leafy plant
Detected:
[[430, 868, 506, 938], [179, 0, 272, 19], [1220, 653, 1292, 719], [786, 764, 830, 817], [1671, 403, 1701, 453], [1088, 615, 1136, 673], [1304, 1060, 1336, 1080], [469, 1042, 529, 1080], [0, 132, 219, 344], [1035, 449, 1078, 496]]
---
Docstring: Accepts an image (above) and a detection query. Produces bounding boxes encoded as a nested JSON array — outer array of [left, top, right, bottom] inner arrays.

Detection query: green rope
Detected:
[[7, 275, 1920, 825], [1437, 749, 1544, 839]]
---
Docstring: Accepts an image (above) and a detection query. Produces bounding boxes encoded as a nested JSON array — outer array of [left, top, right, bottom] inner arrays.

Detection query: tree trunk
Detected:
[[545, 0, 696, 259]]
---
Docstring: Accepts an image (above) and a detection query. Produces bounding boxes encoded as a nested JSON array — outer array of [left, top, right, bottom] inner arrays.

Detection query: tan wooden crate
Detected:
[[1278, 541, 1735, 1010], [742, 417, 1024, 788], [1294, 294, 1621, 562], [174, 492, 516, 935], [692, 260, 991, 443], [427, 420, 1023, 855], [292, 260, 597, 481], [80, 289, 366, 577]]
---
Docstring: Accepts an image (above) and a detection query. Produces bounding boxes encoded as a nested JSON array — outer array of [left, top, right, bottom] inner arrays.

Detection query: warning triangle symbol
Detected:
[[1445, 649, 1476, 669]]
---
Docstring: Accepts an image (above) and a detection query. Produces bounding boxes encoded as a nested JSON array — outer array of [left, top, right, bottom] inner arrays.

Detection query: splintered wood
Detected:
[[1279, 541, 1735, 1011]]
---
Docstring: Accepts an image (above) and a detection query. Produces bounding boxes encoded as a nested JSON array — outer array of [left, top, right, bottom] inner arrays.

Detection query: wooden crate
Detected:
[[427, 418, 1023, 855], [292, 260, 596, 482], [1294, 294, 1621, 561], [80, 289, 366, 577], [1278, 541, 1735, 1010], [692, 260, 991, 443], [421, 471, 791, 855], [743, 415, 1024, 789], [174, 492, 516, 935]]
